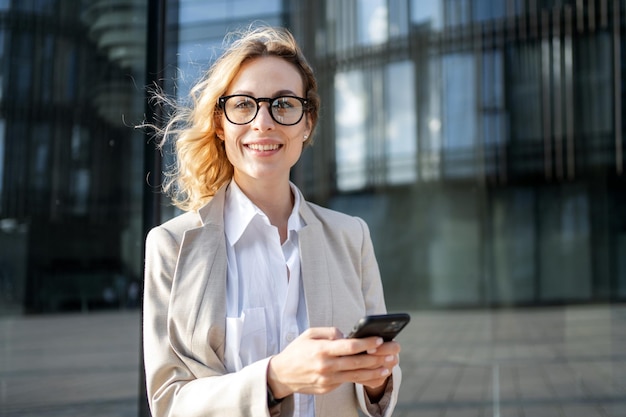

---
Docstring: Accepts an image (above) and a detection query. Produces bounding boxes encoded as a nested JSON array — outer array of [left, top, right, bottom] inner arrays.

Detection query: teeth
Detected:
[[247, 143, 280, 151]]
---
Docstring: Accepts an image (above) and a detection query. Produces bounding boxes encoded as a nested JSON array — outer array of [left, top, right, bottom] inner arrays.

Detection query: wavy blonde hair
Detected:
[[152, 26, 320, 212]]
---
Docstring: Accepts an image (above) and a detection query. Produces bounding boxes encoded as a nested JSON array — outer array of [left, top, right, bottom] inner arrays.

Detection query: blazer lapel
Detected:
[[298, 199, 333, 328], [169, 187, 229, 366]]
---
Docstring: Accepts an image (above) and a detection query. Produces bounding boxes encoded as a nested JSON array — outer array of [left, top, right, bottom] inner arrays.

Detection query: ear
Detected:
[[303, 116, 312, 141], [215, 126, 224, 141]]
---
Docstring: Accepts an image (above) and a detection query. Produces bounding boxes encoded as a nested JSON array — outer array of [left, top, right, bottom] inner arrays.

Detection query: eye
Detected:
[[231, 97, 255, 110], [272, 97, 297, 110]]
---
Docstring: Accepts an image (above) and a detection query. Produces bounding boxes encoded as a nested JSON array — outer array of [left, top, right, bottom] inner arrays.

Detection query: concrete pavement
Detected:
[[1, 305, 624, 416]]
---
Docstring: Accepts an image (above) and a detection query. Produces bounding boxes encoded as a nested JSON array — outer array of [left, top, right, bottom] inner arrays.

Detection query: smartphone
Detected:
[[348, 313, 411, 341]]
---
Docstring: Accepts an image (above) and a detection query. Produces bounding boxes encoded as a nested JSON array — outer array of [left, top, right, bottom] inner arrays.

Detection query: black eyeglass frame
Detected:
[[218, 94, 309, 126]]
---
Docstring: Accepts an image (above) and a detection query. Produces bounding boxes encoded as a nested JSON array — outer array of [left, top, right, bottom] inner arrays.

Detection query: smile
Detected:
[[246, 143, 282, 151]]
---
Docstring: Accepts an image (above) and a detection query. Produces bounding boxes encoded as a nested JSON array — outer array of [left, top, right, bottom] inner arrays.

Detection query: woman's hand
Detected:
[[360, 340, 401, 402], [266, 327, 400, 400]]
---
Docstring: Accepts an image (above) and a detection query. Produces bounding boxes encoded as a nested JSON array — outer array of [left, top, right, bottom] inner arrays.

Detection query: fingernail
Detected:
[[385, 355, 395, 362], [381, 368, 390, 376], [376, 337, 384, 346], [367, 348, 378, 354]]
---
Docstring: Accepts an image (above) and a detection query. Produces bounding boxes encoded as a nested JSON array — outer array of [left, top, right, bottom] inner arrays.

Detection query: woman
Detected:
[[143, 26, 402, 417]]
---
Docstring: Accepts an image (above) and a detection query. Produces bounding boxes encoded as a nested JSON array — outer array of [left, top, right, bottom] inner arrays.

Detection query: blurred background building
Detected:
[[0, 0, 624, 314], [0, 1, 624, 416]]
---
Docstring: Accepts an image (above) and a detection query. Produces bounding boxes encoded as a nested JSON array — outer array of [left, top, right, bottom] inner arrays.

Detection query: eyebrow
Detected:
[[229, 89, 303, 97]]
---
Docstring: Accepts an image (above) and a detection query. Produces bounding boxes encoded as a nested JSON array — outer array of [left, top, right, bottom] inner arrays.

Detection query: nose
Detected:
[[251, 102, 275, 130]]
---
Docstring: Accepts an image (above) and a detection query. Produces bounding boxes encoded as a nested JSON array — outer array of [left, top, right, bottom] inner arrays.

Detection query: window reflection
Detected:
[[472, 0, 506, 22], [411, 0, 443, 30], [491, 188, 536, 304], [319, 0, 625, 312], [0, 2, 147, 313], [325, 0, 409, 51], [358, 0, 388, 45], [335, 61, 418, 189], [0, 120, 4, 205], [445, 0, 471, 27], [179, 0, 282, 23], [335, 70, 368, 191], [442, 53, 477, 178], [385, 61, 416, 184]]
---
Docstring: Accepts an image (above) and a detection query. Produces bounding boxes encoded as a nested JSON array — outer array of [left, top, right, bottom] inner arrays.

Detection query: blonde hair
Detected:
[[152, 26, 320, 212]]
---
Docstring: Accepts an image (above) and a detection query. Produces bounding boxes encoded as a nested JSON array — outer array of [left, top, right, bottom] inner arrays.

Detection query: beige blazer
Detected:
[[143, 184, 400, 417]]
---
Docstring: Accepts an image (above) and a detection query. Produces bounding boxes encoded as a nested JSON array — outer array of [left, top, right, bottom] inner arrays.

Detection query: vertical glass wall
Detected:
[[0, 0, 147, 314], [294, 0, 626, 310], [0, 1, 148, 415], [289, 4, 626, 414]]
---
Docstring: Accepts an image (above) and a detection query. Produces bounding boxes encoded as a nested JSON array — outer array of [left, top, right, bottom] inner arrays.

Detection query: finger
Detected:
[[328, 336, 384, 357], [302, 327, 344, 340], [366, 341, 401, 355], [337, 352, 381, 371], [339, 366, 391, 385], [337, 350, 398, 373], [362, 376, 392, 390]]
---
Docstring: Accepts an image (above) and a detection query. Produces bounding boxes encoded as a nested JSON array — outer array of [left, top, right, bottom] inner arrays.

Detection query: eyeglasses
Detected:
[[218, 94, 308, 126]]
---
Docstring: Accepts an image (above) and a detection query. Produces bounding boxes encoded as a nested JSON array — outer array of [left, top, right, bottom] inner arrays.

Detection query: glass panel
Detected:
[[427, 186, 482, 305], [482, 50, 506, 179], [490, 188, 537, 304], [0, 119, 4, 208], [445, 0, 471, 27], [1, 1, 150, 415], [357, 0, 388, 45], [442, 53, 477, 178], [473, 0, 506, 22], [577, 33, 612, 154], [388, 0, 409, 37], [0, 2, 148, 314], [385, 61, 416, 183], [411, 0, 443, 30], [418, 57, 443, 181], [179, 0, 282, 23], [538, 185, 592, 301], [335, 70, 368, 191], [507, 44, 543, 143]]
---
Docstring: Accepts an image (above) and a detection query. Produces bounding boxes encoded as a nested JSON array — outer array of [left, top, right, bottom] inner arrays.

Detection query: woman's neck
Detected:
[[233, 175, 294, 242]]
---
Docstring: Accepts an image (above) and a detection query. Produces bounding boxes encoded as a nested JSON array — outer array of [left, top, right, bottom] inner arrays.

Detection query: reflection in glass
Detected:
[[335, 70, 368, 191], [385, 61, 416, 184], [358, 0, 388, 45], [411, 0, 443, 30], [442, 53, 476, 178], [0, 2, 147, 314], [491, 189, 536, 304], [0, 120, 4, 203]]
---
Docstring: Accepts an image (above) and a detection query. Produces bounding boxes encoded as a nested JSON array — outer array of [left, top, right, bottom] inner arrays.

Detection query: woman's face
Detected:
[[217, 56, 311, 187]]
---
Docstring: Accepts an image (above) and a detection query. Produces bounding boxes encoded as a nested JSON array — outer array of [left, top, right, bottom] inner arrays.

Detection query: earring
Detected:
[[303, 135, 308, 140]]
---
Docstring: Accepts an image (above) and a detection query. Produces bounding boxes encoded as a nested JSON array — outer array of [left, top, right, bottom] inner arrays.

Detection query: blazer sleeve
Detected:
[[142, 225, 293, 417], [356, 217, 387, 315], [353, 217, 402, 417]]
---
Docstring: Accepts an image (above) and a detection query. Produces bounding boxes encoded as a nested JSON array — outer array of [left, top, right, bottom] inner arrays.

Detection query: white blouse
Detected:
[[223, 180, 314, 416]]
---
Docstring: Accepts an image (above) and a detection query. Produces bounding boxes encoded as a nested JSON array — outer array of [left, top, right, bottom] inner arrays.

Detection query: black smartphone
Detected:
[[347, 313, 411, 341]]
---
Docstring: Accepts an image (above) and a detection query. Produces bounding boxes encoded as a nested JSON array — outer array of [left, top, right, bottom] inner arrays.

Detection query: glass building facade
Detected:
[[0, 0, 148, 314], [290, 0, 626, 310], [0, 1, 625, 416]]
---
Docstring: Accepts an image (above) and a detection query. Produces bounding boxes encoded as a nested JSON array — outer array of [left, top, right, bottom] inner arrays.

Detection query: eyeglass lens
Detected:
[[222, 95, 305, 126]]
